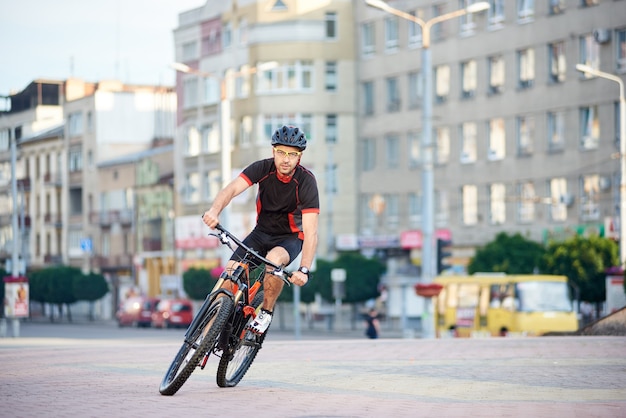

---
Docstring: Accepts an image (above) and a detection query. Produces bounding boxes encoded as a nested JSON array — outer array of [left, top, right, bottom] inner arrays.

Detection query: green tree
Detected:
[[43, 266, 81, 322], [27, 269, 48, 317], [73, 272, 109, 320], [183, 268, 217, 300], [539, 235, 618, 304], [468, 232, 546, 274]]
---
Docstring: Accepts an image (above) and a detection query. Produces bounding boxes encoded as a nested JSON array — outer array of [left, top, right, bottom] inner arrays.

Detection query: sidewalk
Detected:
[[1, 322, 625, 417]]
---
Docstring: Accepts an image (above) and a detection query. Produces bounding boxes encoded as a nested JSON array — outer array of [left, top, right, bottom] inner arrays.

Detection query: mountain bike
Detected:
[[158, 224, 292, 395]]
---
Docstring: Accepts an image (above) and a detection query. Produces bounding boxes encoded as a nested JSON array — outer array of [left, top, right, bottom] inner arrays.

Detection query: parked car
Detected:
[[116, 296, 160, 328], [151, 299, 194, 329]]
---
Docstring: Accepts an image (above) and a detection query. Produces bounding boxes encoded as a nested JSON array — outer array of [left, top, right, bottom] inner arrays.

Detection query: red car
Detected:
[[151, 299, 194, 329], [116, 297, 160, 328]]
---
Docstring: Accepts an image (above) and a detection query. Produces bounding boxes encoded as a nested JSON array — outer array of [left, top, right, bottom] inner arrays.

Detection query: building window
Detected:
[[549, 0, 565, 15], [517, 0, 534, 22], [580, 34, 600, 73], [518, 181, 535, 223], [325, 61, 337, 91], [325, 12, 337, 40], [204, 169, 221, 202], [182, 77, 199, 108], [383, 194, 399, 227], [363, 81, 374, 116], [408, 71, 422, 109], [222, 22, 232, 49], [435, 190, 449, 223], [489, 183, 506, 225], [184, 173, 200, 203], [488, 0, 505, 27], [580, 105, 600, 150], [548, 41, 566, 84], [517, 115, 535, 156], [435, 64, 450, 103], [460, 122, 477, 164], [617, 29, 626, 73], [518, 48, 535, 89], [326, 114, 337, 144], [488, 55, 505, 95], [182, 41, 196, 61], [462, 184, 478, 226], [488, 118, 506, 160], [362, 138, 376, 171], [362, 22, 375, 57], [185, 126, 201, 156], [459, 0, 478, 35], [0, 128, 9, 151], [580, 174, 600, 220], [431, 4, 445, 42], [408, 192, 422, 227], [408, 130, 421, 169], [407, 10, 422, 47], [548, 177, 568, 222], [461, 59, 477, 99], [547, 111, 565, 152], [385, 134, 400, 169], [240, 116, 253, 147], [384, 16, 399, 52], [201, 123, 219, 153], [68, 148, 82, 172], [386, 77, 400, 112], [436, 127, 451, 164], [68, 111, 83, 137], [238, 18, 248, 46]]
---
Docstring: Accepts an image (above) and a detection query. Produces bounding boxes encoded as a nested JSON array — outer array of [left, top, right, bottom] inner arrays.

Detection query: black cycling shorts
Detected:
[[230, 228, 303, 267]]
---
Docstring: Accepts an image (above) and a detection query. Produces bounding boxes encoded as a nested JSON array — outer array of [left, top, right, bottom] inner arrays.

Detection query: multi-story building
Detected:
[[172, 0, 359, 273], [356, 0, 626, 272], [1, 78, 176, 317]]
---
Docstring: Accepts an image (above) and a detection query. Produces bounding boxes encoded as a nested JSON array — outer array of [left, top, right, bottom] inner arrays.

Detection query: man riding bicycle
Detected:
[[202, 125, 319, 335]]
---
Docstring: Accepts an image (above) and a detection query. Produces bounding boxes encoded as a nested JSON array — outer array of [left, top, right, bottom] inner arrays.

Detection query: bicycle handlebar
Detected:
[[211, 224, 293, 285]]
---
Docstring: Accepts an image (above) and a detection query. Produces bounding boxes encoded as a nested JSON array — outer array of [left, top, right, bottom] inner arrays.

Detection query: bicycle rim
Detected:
[[216, 291, 266, 387], [159, 296, 234, 395]]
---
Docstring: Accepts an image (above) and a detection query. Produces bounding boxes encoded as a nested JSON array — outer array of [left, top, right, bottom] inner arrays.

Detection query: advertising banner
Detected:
[[4, 276, 29, 318]]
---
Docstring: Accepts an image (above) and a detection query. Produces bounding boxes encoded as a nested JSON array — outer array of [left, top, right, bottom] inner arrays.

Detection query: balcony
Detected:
[[68, 170, 82, 186], [44, 172, 62, 187], [93, 254, 133, 269], [44, 254, 63, 265], [119, 209, 133, 226], [44, 213, 62, 228], [17, 177, 31, 191], [142, 238, 163, 252]]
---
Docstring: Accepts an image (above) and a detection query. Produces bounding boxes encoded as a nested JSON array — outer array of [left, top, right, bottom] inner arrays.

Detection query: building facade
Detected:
[[172, 0, 359, 273], [356, 0, 626, 274]]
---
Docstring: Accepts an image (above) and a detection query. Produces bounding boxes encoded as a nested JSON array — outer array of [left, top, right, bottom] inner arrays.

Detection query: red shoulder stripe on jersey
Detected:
[[240, 173, 253, 186]]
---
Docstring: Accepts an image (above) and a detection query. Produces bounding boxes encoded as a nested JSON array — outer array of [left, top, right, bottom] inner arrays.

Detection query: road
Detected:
[[1, 321, 625, 417]]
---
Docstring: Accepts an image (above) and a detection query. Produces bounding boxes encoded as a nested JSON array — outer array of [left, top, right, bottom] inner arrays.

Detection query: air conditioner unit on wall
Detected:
[[593, 28, 611, 44], [559, 193, 574, 207]]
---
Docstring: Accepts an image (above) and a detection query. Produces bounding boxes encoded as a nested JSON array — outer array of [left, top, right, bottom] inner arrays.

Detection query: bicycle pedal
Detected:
[[242, 306, 257, 318]]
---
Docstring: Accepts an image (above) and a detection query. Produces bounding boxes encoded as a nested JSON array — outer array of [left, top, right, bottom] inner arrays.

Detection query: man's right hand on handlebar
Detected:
[[202, 208, 220, 229]]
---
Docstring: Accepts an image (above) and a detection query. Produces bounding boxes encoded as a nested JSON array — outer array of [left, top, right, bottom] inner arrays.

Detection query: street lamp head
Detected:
[[467, 2, 490, 13], [576, 63, 594, 74], [171, 62, 192, 74], [365, 0, 391, 12]]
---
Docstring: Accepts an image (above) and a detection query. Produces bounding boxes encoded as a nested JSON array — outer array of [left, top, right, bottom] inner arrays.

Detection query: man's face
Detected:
[[273, 145, 302, 176]]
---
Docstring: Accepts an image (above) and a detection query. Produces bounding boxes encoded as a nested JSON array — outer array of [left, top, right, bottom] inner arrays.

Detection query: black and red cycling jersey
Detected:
[[240, 158, 319, 240]]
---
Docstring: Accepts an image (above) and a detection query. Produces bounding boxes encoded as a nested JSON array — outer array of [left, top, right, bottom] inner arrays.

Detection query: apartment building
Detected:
[[356, 0, 626, 272], [172, 0, 359, 272], [0, 79, 176, 310]]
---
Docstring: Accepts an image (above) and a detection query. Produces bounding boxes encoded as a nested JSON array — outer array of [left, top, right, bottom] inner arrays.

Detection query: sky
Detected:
[[0, 0, 206, 96]]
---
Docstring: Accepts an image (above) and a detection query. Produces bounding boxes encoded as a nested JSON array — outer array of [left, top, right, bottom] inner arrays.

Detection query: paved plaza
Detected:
[[1, 322, 625, 417]]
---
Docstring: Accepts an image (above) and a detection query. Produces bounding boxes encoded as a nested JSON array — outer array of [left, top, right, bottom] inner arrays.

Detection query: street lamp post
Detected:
[[365, 1, 489, 338], [576, 64, 626, 265]]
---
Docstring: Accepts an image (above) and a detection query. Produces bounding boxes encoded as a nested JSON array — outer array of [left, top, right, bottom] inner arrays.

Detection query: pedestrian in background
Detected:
[[365, 308, 380, 339]]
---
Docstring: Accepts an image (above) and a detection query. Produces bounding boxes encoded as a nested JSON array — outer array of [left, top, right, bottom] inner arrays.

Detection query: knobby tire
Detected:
[[216, 291, 267, 387], [159, 296, 234, 395]]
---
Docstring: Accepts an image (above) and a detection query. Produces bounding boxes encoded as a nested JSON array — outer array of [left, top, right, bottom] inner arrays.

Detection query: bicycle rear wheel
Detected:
[[216, 291, 267, 387], [159, 296, 234, 395]]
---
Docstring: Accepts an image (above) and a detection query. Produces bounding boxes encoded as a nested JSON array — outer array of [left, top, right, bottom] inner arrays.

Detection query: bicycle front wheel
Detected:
[[216, 291, 267, 387], [159, 296, 234, 395]]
